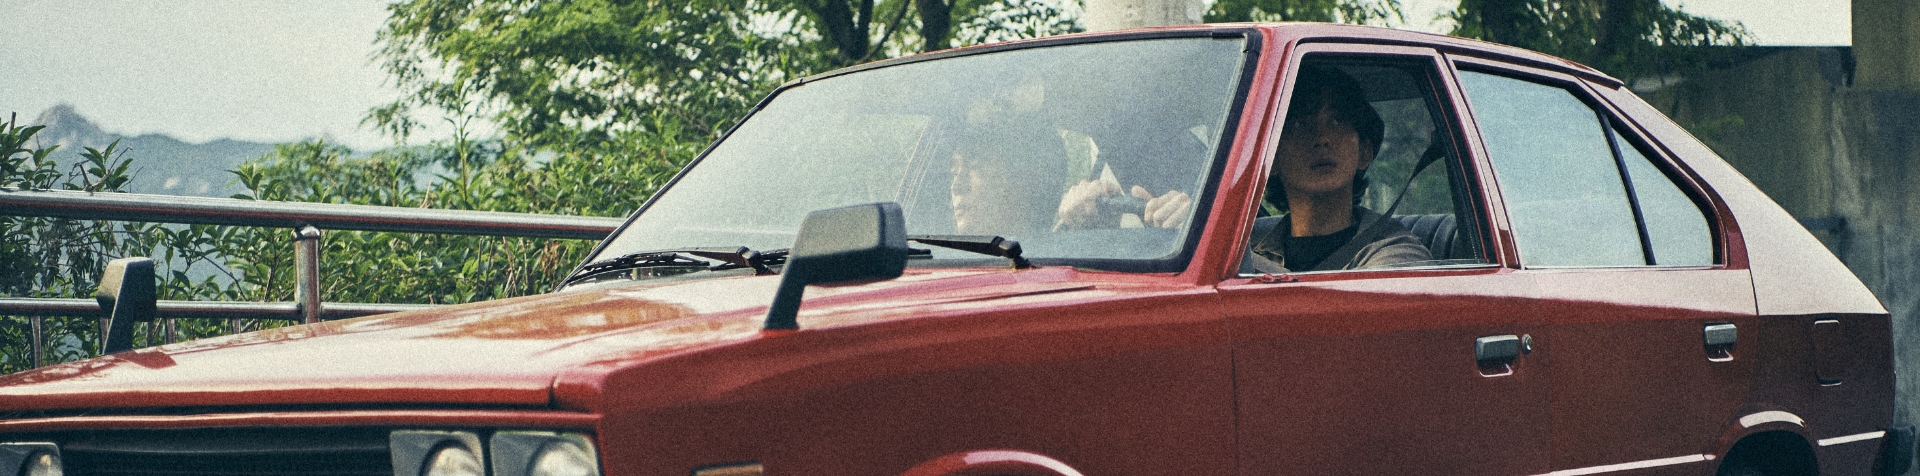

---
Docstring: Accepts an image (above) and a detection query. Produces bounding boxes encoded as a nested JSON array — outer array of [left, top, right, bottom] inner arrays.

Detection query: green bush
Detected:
[[0, 115, 244, 371]]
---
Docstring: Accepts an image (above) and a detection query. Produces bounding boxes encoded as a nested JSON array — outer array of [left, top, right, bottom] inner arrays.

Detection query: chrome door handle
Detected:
[[1704, 323, 1737, 362]]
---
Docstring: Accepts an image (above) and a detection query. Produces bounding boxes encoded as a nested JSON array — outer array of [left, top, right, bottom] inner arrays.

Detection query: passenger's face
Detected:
[[950, 151, 1044, 235], [1276, 92, 1373, 200]]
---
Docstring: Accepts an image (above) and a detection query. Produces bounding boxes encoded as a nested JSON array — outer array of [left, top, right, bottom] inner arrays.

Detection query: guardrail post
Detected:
[[294, 226, 323, 324], [29, 316, 43, 368]]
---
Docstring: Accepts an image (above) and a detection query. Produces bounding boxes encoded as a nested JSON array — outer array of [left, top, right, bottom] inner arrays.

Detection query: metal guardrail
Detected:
[[0, 298, 437, 320], [0, 189, 621, 239], [0, 189, 626, 368]]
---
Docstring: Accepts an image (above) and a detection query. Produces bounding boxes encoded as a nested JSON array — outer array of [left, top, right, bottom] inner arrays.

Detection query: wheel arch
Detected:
[[898, 450, 1086, 476], [1716, 429, 1820, 476]]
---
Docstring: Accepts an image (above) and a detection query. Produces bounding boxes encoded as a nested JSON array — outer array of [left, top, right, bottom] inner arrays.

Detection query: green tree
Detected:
[[369, 0, 1080, 160], [221, 137, 671, 306], [1450, 0, 1749, 82], [1205, 0, 1403, 25]]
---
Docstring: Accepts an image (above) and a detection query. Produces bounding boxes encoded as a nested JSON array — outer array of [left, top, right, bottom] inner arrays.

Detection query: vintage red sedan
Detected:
[[0, 23, 1906, 476]]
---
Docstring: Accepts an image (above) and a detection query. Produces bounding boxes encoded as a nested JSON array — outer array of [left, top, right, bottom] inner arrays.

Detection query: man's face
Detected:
[[950, 151, 1043, 235], [1275, 91, 1374, 201]]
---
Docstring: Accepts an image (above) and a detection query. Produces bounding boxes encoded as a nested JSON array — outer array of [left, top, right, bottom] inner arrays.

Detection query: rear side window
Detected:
[[1616, 129, 1713, 265], [1458, 70, 1713, 267], [1457, 71, 1640, 267]]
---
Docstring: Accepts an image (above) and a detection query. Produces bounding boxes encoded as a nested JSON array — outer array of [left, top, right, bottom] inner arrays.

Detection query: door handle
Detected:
[[1704, 323, 1736, 362], [1475, 334, 1524, 377], [1704, 323, 1737, 347], [1476, 334, 1522, 363]]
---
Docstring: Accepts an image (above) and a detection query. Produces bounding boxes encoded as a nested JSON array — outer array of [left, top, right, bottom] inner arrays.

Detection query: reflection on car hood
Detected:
[[0, 268, 1107, 414]]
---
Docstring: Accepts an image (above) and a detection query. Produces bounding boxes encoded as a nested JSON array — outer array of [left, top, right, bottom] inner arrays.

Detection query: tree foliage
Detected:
[[1450, 0, 1749, 82], [1, 115, 244, 372], [1206, 0, 1403, 25], [369, 0, 1079, 157], [217, 141, 595, 305], [221, 136, 680, 306]]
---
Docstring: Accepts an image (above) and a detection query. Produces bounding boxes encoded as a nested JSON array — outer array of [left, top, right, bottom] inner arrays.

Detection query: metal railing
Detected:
[[0, 189, 626, 367]]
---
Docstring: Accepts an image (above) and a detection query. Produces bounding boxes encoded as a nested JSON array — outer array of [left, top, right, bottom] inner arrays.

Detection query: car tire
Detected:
[[1716, 462, 1767, 476]]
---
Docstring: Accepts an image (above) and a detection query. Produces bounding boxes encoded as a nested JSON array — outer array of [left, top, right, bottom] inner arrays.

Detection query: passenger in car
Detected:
[[1054, 166, 1193, 230], [954, 122, 1193, 236], [1052, 127, 1197, 230], [1243, 65, 1430, 273], [948, 132, 1071, 237]]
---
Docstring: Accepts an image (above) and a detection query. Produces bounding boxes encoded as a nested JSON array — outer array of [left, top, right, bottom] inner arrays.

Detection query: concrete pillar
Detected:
[[1082, 0, 1207, 32], [1853, 0, 1920, 90], [1849, 5, 1920, 472]]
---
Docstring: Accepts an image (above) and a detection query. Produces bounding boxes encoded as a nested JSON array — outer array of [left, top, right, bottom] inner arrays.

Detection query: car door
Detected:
[[1220, 45, 1552, 475], [1451, 57, 1757, 476]]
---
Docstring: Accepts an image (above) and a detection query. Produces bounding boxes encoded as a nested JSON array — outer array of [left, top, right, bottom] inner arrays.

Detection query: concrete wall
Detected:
[[1647, 48, 1847, 222], [1856, 0, 1920, 91]]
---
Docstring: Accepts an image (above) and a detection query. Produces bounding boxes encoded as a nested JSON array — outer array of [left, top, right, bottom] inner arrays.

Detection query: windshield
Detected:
[[595, 36, 1249, 272]]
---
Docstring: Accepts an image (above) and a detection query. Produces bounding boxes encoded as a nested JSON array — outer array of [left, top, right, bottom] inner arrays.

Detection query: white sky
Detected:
[[1, 0, 402, 150], [0, 0, 1852, 152], [1398, 0, 1851, 46]]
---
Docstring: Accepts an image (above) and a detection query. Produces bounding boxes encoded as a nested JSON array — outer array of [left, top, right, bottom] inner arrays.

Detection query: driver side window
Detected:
[[1241, 54, 1489, 275]]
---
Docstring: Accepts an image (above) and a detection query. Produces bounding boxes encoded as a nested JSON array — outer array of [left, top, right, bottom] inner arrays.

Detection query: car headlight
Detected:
[[0, 444, 62, 476], [22, 453, 62, 476], [390, 431, 484, 476], [391, 430, 600, 476], [493, 432, 600, 476], [424, 444, 484, 476], [529, 442, 596, 476]]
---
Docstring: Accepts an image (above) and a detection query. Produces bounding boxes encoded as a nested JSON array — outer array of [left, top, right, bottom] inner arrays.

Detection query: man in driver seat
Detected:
[[1244, 65, 1430, 273]]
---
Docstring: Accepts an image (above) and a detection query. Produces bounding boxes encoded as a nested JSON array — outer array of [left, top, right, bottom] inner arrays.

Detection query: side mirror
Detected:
[[764, 202, 909, 330], [96, 257, 157, 355]]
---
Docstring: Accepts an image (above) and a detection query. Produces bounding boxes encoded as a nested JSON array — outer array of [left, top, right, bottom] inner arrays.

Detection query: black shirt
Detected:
[[1280, 222, 1360, 271]]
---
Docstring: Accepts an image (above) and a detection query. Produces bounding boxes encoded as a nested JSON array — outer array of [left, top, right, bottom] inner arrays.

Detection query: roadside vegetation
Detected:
[[0, 0, 1746, 373]]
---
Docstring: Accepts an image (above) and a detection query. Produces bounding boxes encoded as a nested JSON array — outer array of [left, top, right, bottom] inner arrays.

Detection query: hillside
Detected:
[[26, 104, 277, 197]]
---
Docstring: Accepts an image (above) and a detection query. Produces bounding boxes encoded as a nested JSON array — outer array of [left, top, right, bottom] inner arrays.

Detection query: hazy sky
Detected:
[[2, 0, 399, 150], [0, 0, 1852, 151]]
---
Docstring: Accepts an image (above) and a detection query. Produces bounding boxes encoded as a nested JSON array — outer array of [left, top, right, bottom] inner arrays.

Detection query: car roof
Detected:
[[799, 22, 1621, 92]]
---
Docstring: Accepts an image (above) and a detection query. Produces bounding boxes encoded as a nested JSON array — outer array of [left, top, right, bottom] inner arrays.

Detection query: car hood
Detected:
[[0, 268, 1109, 413]]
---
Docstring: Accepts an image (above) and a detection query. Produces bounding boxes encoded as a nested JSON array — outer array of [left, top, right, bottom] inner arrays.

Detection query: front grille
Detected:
[[47, 428, 392, 476]]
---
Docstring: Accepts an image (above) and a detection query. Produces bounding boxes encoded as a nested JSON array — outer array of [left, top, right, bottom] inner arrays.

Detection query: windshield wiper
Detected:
[[565, 246, 776, 285], [907, 235, 1031, 269], [569, 236, 1026, 286]]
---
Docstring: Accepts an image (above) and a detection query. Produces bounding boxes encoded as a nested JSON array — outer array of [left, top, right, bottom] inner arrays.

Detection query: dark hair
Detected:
[[1269, 64, 1384, 207], [949, 125, 1070, 232], [952, 124, 1069, 191]]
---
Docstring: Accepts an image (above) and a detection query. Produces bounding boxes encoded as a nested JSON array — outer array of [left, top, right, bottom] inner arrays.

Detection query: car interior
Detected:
[[1249, 56, 1492, 272]]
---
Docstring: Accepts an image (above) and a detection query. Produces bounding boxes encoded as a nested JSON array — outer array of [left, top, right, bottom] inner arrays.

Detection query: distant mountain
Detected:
[[27, 104, 276, 197]]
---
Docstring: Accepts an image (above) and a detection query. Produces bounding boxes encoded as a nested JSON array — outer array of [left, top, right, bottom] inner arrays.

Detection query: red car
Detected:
[[0, 23, 1906, 476]]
